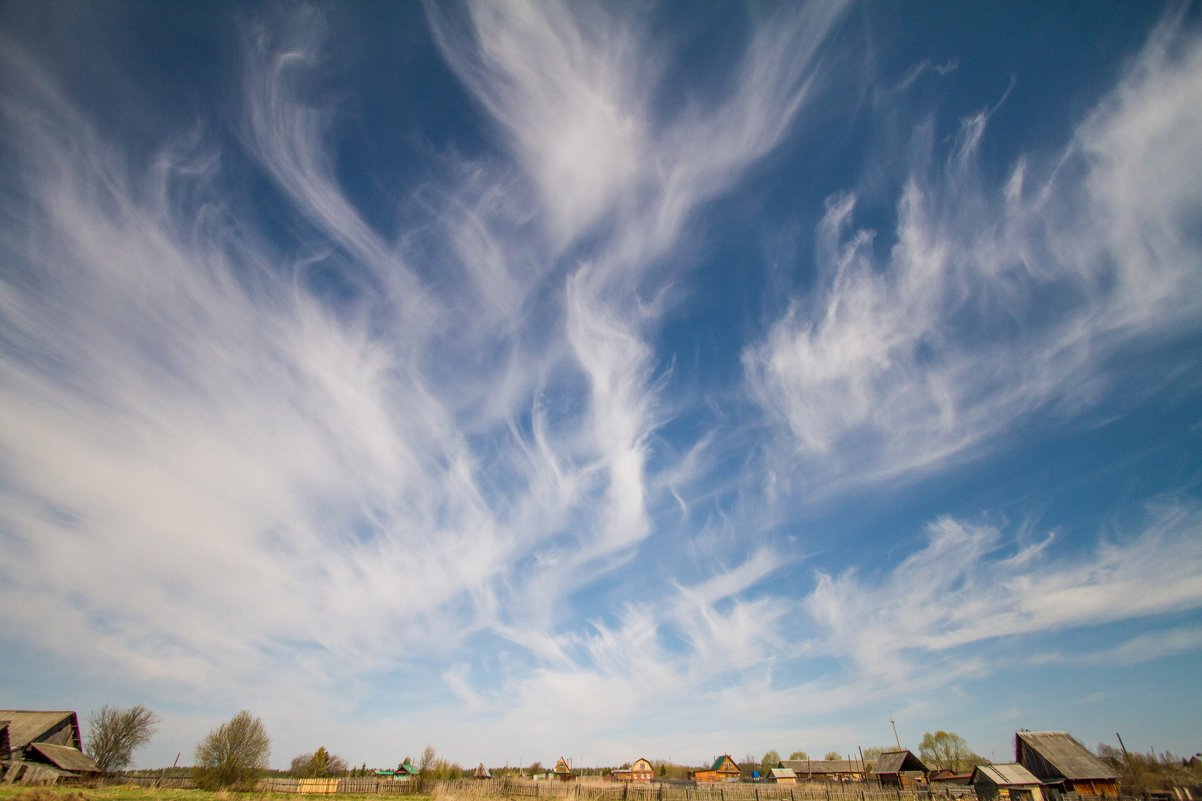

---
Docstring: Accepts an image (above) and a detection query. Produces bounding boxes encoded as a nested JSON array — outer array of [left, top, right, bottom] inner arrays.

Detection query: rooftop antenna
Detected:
[[889, 712, 901, 749]]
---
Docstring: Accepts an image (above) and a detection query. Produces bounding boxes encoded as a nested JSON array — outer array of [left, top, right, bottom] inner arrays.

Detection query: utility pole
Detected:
[[889, 712, 901, 749]]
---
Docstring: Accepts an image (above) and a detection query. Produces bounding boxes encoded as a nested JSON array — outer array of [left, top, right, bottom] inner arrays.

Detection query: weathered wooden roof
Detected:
[[473, 763, 492, 779], [28, 742, 101, 774], [871, 751, 930, 775], [0, 711, 78, 750], [782, 759, 862, 775], [1016, 732, 1117, 781], [771, 768, 797, 780], [974, 764, 1041, 787]]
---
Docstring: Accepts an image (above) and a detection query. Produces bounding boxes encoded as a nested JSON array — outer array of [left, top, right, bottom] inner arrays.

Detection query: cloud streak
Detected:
[[745, 12, 1202, 494]]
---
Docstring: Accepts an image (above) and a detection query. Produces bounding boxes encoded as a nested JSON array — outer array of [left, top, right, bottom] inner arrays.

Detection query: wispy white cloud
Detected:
[[745, 13, 1202, 495], [805, 501, 1202, 681]]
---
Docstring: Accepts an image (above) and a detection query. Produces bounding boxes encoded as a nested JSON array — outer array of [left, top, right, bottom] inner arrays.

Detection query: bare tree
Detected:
[[419, 745, 438, 775], [193, 710, 271, 790], [86, 704, 159, 774]]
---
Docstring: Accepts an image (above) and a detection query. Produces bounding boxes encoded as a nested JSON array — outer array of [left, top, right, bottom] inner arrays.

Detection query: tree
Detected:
[[193, 710, 271, 790], [419, 745, 438, 775], [86, 704, 159, 774], [761, 751, 781, 772], [291, 746, 349, 778], [919, 731, 983, 773], [789, 752, 809, 761], [824, 752, 842, 761]]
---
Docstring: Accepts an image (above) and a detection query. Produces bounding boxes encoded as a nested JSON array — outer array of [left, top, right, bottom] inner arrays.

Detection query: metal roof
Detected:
[[975, 764, 1042, 787], [0, 711, 77, 750], [771, 768, 797, 779], [28, 742, 101, 774], [1017, 732, 1118, 781]]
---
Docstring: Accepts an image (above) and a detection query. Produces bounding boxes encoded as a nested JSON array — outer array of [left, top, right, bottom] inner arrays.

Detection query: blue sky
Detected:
[[2, 0, 1201, 771]]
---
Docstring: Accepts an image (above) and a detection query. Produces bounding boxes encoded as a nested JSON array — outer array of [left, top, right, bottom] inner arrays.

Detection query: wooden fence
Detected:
[[115, 775, 986, 801]]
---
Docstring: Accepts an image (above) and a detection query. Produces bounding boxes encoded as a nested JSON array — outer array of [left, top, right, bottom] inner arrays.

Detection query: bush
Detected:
[[193, 710, 271, 790]]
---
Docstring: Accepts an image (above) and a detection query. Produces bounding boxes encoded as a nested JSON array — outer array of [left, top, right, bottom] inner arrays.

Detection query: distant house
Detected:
[[389, 760, 419, 782], [554, 757, 575, 782], [971, 763, 1045, 801], [1014, 732, 1119, 798], [692, 755, 742, 783], [770, 767, 798, 784], [0, 710, 101, 783], [611, 757, 655, 783], [473, 763, 492, 780], [781, 759, 865, 782], [871, 750, 930, 790]]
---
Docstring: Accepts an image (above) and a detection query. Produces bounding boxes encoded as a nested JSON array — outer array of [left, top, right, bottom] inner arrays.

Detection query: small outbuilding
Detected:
[[473, 763, 492, 780], [871, 750, 930, 790], [770, 767, 798, 784], [972, 763, 1045, 801]]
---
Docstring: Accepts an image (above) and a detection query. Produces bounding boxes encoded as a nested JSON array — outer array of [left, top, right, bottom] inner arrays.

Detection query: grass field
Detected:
[[0, 787, 433, 801]]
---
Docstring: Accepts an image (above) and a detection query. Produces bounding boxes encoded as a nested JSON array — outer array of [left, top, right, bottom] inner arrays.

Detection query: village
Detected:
[[3, 709, 1199, 801]]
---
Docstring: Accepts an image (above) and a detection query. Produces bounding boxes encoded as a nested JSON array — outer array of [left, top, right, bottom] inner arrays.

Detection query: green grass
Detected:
[[0, 786, 432, 801]]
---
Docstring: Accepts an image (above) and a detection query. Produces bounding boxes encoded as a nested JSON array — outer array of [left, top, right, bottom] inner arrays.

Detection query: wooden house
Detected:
[[0, 710, 101, 783], [782, 758, 865, 782], [871, 750, 930, 790], [611, 757, 655, 782], [692, 755, 742, 783], [473, 763, 492, 780], [1015, 731, 1119, 798], [554, 757, 575, 782], [972, 763, 1045, 801]]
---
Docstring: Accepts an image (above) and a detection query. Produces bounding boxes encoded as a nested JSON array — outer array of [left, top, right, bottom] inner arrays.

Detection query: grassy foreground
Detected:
[[0, 787, 433, 801]]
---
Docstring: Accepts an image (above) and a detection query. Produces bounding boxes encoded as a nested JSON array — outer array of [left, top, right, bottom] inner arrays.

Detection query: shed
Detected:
[[871, 750, 930, 789], [771, 767, 797, 784], [1014, 732, 1119, 798], [972, 763, 1045, 801], [473, 763, 492, 780]]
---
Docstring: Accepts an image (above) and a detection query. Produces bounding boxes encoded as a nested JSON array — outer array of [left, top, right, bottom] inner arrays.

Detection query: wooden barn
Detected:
[[1014, 732, 1119, 798], [871, 750, 930, 790], [692, 755, 742, 783], [0, 710, 101, 784], [971, 763, 1045, 801], [553, 757, 575, 782], [782, 758, 865, 782], [473, 763, 492, 780], [611, 757, 655, 782]]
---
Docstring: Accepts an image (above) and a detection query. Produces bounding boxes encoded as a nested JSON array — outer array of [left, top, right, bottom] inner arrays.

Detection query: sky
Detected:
[[2, 0, 1201, 772]]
